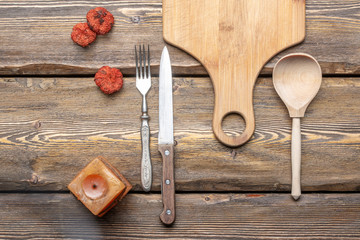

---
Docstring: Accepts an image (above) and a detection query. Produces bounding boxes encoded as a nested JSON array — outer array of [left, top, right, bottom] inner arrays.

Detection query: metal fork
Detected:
[[135, 45, 152, 192]]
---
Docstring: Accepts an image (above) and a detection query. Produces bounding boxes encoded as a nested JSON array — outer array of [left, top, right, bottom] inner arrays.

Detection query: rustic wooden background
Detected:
[[0, 0, 359, 239]]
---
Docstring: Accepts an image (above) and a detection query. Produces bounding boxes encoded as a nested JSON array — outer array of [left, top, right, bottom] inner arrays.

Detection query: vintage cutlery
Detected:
[[163, 0, 306, 147], [273, 53, 322, 200], [158, 46, 176, 225], [135, 45, 152, 192]]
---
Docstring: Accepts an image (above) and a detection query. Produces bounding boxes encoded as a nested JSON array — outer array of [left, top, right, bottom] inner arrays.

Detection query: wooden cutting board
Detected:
[[163, 0, 306, 147]]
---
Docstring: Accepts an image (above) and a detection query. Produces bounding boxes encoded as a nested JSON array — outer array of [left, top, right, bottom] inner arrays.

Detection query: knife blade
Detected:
[[158, 46, 176, 225]]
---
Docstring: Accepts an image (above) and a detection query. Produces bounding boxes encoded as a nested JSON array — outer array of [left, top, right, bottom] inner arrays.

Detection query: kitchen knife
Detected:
[[158, 46, 175, 225]]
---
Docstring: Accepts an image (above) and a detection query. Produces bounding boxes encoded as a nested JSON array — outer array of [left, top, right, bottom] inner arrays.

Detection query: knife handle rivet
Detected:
[[165, 179, 171, 185], [166, 209, 172, 215], [165, 150, 170, 156]]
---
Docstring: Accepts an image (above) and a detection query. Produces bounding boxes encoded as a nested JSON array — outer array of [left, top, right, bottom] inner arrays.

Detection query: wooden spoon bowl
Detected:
[[273, 53, 322, 117]]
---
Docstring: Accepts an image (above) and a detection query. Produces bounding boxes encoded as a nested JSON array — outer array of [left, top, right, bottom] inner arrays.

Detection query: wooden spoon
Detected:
[[273, 53, 322, 200]]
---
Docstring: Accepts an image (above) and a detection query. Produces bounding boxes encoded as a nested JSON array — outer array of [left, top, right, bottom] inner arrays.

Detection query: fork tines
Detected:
[[135, 45, 151, 79]]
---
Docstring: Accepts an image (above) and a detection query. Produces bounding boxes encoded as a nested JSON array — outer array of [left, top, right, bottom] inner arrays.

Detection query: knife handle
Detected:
[[141, 115, 152, 192], [159, 144, 175, 225]]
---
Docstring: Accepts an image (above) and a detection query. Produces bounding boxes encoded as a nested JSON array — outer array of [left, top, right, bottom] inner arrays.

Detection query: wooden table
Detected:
[[0, 1, 359, 239]]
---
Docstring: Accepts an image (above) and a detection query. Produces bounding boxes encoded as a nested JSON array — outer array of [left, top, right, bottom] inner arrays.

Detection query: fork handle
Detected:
[[140, 114, 152, 192]]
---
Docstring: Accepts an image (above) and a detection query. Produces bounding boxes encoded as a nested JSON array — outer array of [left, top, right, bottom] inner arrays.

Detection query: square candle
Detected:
[[68, 156, 132, 217]]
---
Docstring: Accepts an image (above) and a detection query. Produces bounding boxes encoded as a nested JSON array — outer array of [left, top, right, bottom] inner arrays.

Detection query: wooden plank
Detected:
[[0, 77, 359, 192], [0, 193, 360, 239], [0, 0, 359, 75]]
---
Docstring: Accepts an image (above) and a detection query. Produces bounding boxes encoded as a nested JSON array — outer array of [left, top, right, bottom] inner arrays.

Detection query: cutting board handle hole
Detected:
[[221, 112, 246, 137]]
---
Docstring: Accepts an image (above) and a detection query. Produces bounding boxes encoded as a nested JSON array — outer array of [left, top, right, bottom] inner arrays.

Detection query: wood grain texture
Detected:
[[0, 0, 359, 75], [163, 0, 306, 147], [0, 193, 360, 239], [0, 76, 358, 192]]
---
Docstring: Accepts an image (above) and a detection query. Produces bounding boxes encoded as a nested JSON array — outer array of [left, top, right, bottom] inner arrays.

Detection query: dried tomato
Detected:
[[94, 66, 123, 95], [87, 7, 114, 35], [71, 23, 97, 47]]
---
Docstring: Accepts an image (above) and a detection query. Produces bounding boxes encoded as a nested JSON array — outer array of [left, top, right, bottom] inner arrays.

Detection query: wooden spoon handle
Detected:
[[158, 144, 176, 225], [291, 117, 302, 200]]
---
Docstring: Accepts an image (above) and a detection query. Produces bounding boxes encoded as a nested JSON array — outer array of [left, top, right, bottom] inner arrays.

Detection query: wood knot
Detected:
[[28, 174, 39, 184], [219, 22, 234, 32], [131, 16, 141, 23], [33, 120, 41, 129], [231, 150, 237, 159]]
